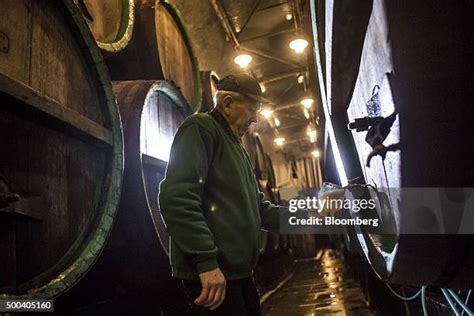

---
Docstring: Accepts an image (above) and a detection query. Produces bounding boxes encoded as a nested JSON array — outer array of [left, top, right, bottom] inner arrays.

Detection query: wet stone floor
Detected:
[[262, 249, 372, 316]]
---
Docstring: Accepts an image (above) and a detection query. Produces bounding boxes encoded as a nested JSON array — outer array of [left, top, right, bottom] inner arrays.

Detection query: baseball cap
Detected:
[[217, 74, 274, 104]]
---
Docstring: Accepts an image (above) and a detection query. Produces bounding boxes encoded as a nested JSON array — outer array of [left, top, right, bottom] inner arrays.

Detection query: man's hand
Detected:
[[194, 268, 226, 310]]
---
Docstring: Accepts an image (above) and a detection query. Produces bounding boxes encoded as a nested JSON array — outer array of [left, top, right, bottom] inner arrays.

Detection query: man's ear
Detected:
[[223, 95, 233, 107], [221, 95, 233, 114]]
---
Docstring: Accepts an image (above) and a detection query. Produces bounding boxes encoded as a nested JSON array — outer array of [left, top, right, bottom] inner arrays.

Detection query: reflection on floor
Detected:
[[262, 249, 372, 316]]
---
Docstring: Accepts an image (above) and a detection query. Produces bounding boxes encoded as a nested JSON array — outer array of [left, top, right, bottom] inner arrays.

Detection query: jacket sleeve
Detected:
[[259, 191, 284, 233], [158, 122, 218, 274], [259, 192, 309, 233]]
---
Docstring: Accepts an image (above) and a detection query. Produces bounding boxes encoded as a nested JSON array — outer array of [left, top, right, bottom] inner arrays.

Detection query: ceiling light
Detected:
[[307, 127, 317, 143], [297, 74, 305, 83], [307, 129, 317, 138], [274, 117, 280, 127], [289, 38, 308, 53], [274, 137, 285, 146], [260, 108, 273, 118], [301, 98, 314, 109], [303, 109, 310, 119], [234, 54, 252, 68], [312, 150, 320, 158], [260, 83, 266, 93], [286, 13, 293, 20]]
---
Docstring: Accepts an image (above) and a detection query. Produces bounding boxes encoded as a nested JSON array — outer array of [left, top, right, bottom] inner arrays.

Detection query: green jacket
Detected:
[[159, 112, 282, 280]]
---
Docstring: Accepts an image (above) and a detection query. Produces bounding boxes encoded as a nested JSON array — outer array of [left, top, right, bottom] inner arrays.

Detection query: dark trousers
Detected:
[[176, 277, 262, 316]]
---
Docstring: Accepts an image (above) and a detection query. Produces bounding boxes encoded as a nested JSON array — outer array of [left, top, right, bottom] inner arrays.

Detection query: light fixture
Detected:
[[274, 117, 280, 127], [286, 13, 293, 20], [274, 137, 285, 146], [260, 83, 266, 93], [260, 108, 273, 118], [303, 109, 310, 119], [308, 132, 317, 143], [312, 150, 320, 158], [301, 98, 314, 109], [297, 74, 305, 84], [289, 38, 308, 53], [234, 54, 252, 68]]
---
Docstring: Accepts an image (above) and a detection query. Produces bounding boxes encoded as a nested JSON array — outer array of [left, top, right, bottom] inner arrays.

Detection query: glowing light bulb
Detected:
[[307, 127, 317, 143], [301, 98, 314, 109], [289, 38, 308, 53], [304, 109, 310, 119], [274, 117, 280, 127], [234, 54, 252, 68], [274, 137, 285, 146], [297, 74, 305, 83], [312, 150, 320, 158], [307, 129, 317, 138], [286, 13, 293, 20], [260, 108, 273, 118]]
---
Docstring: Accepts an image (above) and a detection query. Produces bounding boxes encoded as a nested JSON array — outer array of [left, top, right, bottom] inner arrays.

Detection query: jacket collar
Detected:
[[209, 109, 240, 143]]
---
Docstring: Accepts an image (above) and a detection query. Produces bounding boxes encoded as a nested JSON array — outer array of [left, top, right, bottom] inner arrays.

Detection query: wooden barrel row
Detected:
[[0, 0, 123, 299], [315, 0, 474, 289], [80, 0, 202, 112], [0, 0, 203, 301], [241, 133, 290, 256]]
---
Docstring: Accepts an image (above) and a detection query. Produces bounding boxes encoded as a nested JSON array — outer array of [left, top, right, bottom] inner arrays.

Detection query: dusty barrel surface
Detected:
[[78, 0, 135, 52], [105, 1, 201, 111], [0, 0, 123, 299]]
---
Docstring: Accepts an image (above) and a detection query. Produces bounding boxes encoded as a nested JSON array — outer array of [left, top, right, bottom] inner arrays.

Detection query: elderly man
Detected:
[[159, 74, 283, 315]]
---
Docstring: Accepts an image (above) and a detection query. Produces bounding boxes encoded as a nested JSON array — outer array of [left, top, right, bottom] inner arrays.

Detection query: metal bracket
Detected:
[[0, 32, 9, 53]]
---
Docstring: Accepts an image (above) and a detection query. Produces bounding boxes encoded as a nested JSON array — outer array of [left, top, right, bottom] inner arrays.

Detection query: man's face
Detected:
[[228, 95, 261, 136]]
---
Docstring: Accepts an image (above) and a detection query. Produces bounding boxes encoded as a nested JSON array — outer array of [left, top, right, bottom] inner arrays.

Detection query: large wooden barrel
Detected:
[[314, 0, 474, 289], [110, 80, 191, 261], [78, 0, 135, 52], [200, 70, 219, 112], [0, 0, 123, 299], [105, 1, 201, 111], [55, 80, 191, 312]]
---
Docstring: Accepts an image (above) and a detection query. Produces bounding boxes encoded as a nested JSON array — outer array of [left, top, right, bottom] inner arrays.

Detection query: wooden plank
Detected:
[[0, 72, 113, 147], [29, 0, 103, 124], [0, 0, 31, 85], [156, 4, 196, 107]]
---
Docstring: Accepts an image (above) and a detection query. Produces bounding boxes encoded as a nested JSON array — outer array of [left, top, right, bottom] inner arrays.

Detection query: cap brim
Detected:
[[245, 93, 275, 105]]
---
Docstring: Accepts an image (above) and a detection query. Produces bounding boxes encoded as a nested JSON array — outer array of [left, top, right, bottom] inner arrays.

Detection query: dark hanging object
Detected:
[[348, 116, 383, 132], [365, 111, 398, 148], [365, 112, 400, 167]]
